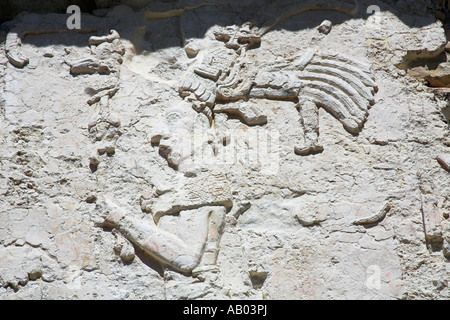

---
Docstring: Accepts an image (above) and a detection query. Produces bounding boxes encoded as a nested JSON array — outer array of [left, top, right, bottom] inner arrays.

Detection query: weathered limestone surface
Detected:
[[0, 0, 449, 300]]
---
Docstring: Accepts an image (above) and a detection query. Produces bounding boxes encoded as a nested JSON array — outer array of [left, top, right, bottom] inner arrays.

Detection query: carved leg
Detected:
[[294, 97, 323, 156], [197, 206, 226, 269], [162, 206, 226, 273], [174, 208, 210, 258], [100, 199, 226, 273], [101, 200, 201, 273]]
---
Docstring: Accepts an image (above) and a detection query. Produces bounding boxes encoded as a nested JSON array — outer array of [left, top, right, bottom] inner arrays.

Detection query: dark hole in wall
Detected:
[[249, 270, 268, 290]]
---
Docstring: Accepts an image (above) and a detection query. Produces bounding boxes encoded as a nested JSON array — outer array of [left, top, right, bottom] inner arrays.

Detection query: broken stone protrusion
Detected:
[[437, 154, 450, 171], [69, 58, 101, 75], [112, 229, 135, 264], [86, 195, 98, 204], [353, 202, 391, 226], [89, 153, 101, 173], [89, 154, 101, 167], [232, 201, 252, 219], [409, 63, 450, 89], [89, 29, 121, 46], [107, 113, 121, 127], [421, 196, 443, 249], [28, 269, 42, 281], [105, 146, 116, 156], [426, 62, 450, 88], [248, 269, 268, 289], [318, 20, 333, 34]]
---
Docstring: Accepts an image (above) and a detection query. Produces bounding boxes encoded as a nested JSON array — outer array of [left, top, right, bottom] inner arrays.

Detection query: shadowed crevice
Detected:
[[0, 0, 448, 55]]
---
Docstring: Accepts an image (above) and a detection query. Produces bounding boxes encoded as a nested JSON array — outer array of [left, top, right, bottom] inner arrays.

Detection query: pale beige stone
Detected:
[[1, 0, 449, 301]]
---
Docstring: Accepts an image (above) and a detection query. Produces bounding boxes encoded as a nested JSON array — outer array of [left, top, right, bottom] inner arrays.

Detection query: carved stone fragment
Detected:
[[437, 154, 450, 171], [353, 202, 392, 226], [4, 13, 98, 68], [421, 196, 443, 246], [101, 196, 227, 273], [318, 20, 333, 34]]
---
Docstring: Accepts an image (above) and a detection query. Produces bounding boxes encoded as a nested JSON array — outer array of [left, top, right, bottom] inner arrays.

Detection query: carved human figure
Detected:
[[3, 13, 229, 274], [98, 105, 231, 274], [179, 23, 378, 155]]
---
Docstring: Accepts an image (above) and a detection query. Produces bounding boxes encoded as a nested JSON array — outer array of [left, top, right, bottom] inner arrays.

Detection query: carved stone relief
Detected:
[[179, 22, 378, 157], [100, 5, 380, 273], [1, 0, 449, 300]]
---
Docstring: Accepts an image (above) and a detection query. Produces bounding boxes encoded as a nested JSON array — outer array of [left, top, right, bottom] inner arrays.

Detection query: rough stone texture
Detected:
[[0, 0, 449, 300]]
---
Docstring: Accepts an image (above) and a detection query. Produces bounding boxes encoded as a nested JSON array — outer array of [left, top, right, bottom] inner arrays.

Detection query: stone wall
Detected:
[[0, 0, 449, 300]]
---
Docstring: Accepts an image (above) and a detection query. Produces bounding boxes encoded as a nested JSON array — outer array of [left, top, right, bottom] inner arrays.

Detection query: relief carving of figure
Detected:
[[95, 0, 378, 274], [179, 21, 378, 155], [97, 105, 231, 274]]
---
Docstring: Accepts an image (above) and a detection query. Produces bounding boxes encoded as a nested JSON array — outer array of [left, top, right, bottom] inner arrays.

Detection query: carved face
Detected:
[[213, 23, 261, 51], [150, 104, 211, 172]]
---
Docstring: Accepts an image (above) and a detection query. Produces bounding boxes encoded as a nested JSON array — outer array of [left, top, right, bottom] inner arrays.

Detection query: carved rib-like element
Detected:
[[301, 80, 367, 122], [309, 56, 378, 91], [301, 72, 369, 111], [179, 78, 216, 107], [298, 54, 377, 134], [301, 88, 360, 133], [305, 65, 374, 104], [254, 0, 358, 35], [179, 78, 216, 123]]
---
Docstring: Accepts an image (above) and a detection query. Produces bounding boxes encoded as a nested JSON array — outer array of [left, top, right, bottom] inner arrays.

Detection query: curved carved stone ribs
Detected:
[[179, 21, 378, 156]]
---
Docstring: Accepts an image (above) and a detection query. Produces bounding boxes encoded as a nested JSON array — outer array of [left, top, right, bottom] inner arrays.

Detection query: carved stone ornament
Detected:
[[1, 0, 449, 300]]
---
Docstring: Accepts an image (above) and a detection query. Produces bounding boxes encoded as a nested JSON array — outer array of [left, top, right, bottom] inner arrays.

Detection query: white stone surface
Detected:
[[0, 0, 449, 300]]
